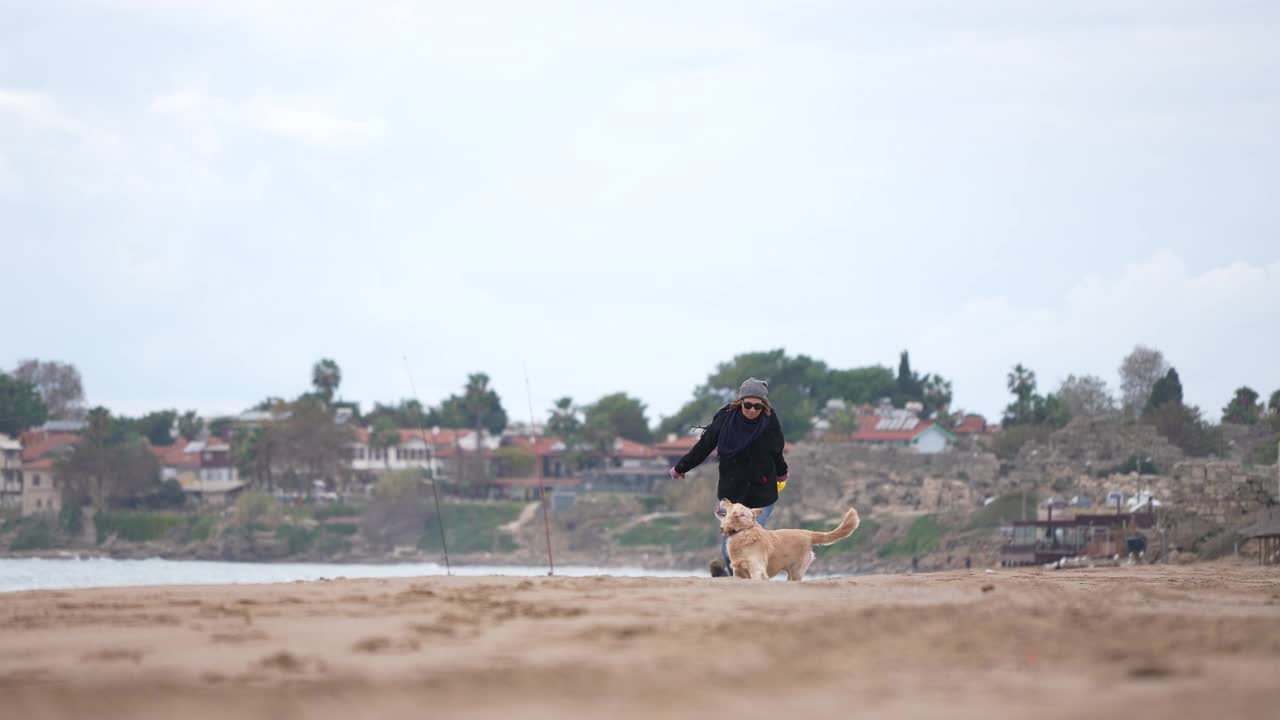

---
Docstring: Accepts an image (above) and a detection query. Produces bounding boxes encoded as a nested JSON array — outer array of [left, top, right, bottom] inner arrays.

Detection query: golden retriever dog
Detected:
[[717, 500, 860, 581]]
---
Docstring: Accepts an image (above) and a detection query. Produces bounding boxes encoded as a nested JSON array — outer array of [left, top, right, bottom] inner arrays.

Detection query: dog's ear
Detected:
[[751, 508, 764, 517]]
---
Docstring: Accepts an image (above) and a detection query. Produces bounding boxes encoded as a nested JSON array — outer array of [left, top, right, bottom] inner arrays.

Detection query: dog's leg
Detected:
[[788, 549, 816, 582], [746, 562, 768, 580]]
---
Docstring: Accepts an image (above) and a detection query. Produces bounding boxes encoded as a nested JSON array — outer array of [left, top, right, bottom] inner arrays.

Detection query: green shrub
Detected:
[[1099, 455, 1159, 476], [275, 525, 317, 554], [991, 425, 1053, 461], [419, 502, 525, 554], [315, 531, 351, 554], [322, 522, 359, 536], [58, 502, 83, 535], [95, 511, 183, 543], [11, 519, 54, 551], [235, 490, 273, 528], [314, 502, 364, 520], [639, 496, 667, 513], [878, 514, 944, 558], [0, 508, 21, 533], [969, 492, 1038, 529], [616, 515, 719, 553], [189, 515, 216, 542]]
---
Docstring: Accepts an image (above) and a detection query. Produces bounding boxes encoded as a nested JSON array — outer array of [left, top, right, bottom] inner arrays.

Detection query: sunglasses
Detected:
[[741, 401, 765, 411]]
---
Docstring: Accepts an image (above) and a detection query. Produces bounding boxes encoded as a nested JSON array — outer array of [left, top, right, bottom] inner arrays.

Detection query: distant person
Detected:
[[670, 378, 788, 577], [965, 556, 971, 570], [911, 555, 919, 573]]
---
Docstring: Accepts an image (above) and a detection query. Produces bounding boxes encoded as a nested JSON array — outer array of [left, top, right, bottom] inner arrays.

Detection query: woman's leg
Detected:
[[756, 502, 776, 528]]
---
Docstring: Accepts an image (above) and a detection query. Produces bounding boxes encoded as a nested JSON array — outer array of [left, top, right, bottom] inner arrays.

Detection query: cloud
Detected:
[[250, 101, 383, 148], [920, 251, 1280, 420], [0, 88, 80, 133]]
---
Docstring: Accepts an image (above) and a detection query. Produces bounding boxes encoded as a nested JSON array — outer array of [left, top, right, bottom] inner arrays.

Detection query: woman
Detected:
[[670, 377, 789, 575]]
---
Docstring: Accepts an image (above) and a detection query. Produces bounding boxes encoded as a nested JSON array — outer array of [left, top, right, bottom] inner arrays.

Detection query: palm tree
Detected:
[[370, 417, 400, 469], [311, 359, 342, 403]]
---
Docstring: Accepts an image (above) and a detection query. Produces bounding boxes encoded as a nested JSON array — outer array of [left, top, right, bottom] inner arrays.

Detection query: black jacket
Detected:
[[674, 405, 788, 508]]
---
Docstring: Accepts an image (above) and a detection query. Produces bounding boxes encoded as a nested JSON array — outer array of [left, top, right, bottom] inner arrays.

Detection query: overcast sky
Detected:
[[2, 1, 1277, 427]]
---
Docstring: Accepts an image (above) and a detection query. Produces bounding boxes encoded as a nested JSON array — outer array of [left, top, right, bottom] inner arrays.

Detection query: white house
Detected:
[[0, 434, 22, 509], [350, 427, 500, 480]]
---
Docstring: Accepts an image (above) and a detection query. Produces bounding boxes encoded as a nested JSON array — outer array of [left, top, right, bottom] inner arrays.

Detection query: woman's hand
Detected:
[[670, 466, 685, 480]]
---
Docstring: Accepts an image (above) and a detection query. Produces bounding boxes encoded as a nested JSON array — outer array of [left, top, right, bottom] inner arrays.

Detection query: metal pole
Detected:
[[404, 357, 451, 575], [524, 366, 555, 576]]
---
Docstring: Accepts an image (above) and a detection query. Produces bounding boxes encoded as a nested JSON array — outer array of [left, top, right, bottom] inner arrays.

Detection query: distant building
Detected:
[[850, 412, 956, 454], [0, 434, 22, 509], [18, 430, 79, 517], [349, 427, 492, 482], [950, 414, 989, 435], [150, 439, 245, 506]]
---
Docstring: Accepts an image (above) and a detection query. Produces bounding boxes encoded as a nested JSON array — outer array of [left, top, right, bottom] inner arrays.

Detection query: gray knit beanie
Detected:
[[737, 377, 769, 401]]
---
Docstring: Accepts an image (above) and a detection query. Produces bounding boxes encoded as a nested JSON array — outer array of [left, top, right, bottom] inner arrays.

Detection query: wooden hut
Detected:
[[1244, 508, 1280, 566]]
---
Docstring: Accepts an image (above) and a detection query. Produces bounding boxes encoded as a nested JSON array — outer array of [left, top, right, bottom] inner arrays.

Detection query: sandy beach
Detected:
[[3, 561, 1279, 719]]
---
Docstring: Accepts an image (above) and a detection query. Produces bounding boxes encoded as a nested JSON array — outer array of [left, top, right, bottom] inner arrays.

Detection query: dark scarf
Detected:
[[716, 406, 768, 460]]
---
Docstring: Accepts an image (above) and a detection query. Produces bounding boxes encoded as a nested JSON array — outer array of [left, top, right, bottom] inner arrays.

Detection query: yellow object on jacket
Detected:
[[777, 480, 787, 493]]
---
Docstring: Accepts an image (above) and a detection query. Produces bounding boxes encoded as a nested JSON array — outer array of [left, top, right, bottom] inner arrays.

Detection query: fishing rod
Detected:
[[524, 365, 555, 576], [403, 356, 451, 576]]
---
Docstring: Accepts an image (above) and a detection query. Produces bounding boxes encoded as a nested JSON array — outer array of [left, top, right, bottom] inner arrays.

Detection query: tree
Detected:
[[824, 366, 895, 406], [826, 407, 861, 434], [1003, 364, 1038, 426], [656, 350, 826, 437], [431, 373, 508, 435], [920, 374, 953, 416], [311, 358, 342, 403], [363, 469, 431, 548], [1145, 368, 1184, 414], [208, 416, 234, 440], [582, 392, 653, 443], [896, 351, 922, 404], [268, 397, 356, 493], [1222, 386, 1263, 425], [1146, 402, 1223, 457], [1003, 365, 1070, 428], [656, 349, 939, 437], [134, 410, 178, 446], [233, 426, 274, 489], [1037, 393, 1072, 428], [12, 359, 85, 420], [0, 373, 48, 437], [58, 408, 161, 511], [493, 446, 535, 477], [369, 416, 401, 468], [367, 399, 427, 429], [1057, 374, 1116, 418], [547, 397, 582, 439], [1269, 389, 1280, 416], [1119, 345, 1169, 415], [178, 411, 204, 441]]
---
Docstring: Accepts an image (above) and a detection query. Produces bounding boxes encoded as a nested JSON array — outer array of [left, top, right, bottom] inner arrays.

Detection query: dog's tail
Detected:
[[807, 508, 861, 546]]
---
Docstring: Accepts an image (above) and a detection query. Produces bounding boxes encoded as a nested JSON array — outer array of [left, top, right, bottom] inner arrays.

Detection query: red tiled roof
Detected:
[[951, 415, 988, 434], [19, 431, 79, 463], [352, 427, 476, 447], [612, 438, 658, 458], [23, 457, 55, 471], [506, 436, 566, 456], [850, 415, 935, 442], [149, 442, 201, 469], [653, 436, 700, 453]]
